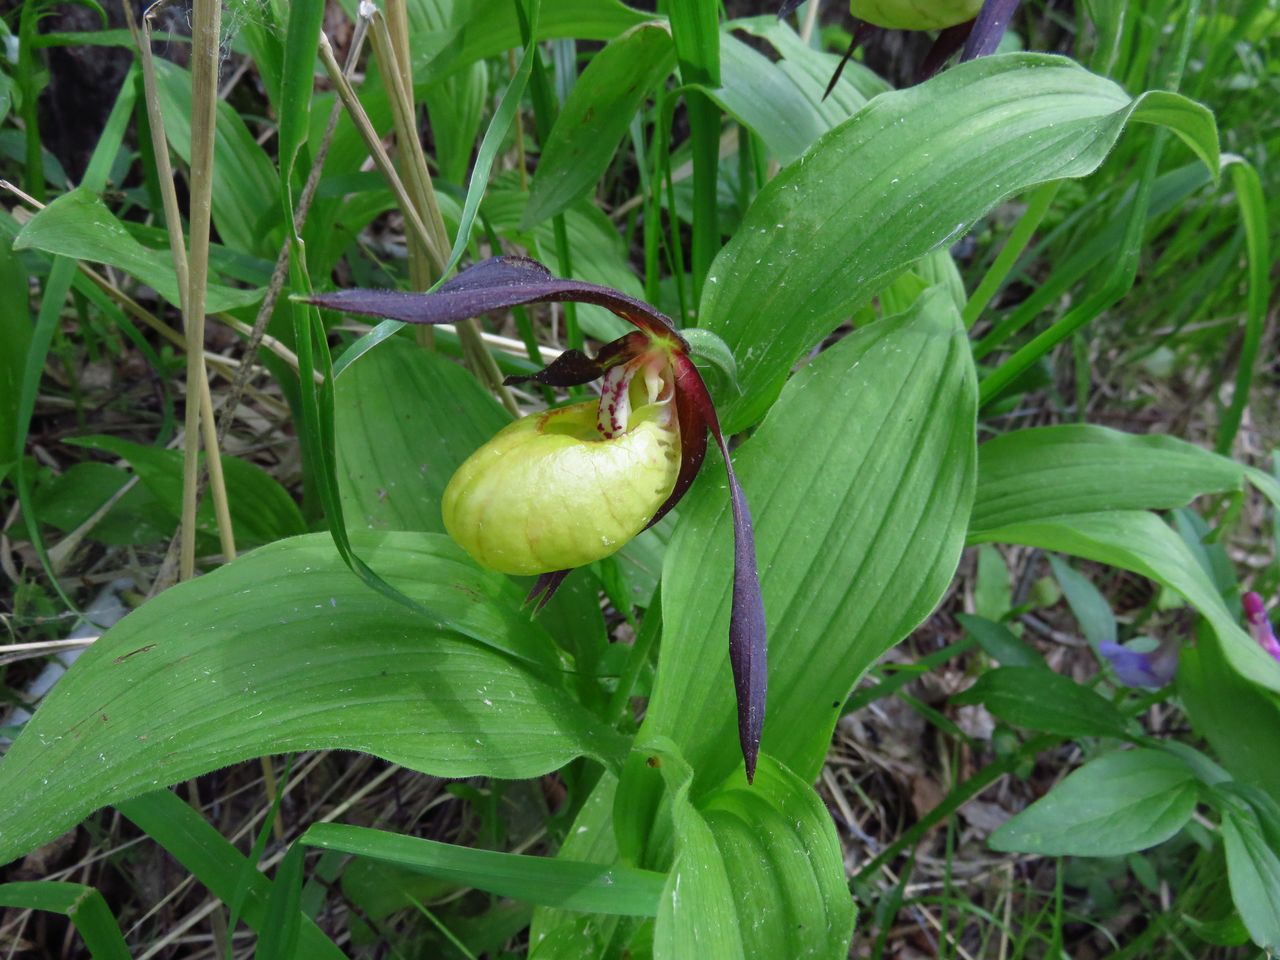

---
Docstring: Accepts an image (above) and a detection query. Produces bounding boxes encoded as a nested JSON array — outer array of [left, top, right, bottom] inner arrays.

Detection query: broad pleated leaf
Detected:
[[1221, 796, 1280, 951], [653, 749, 853, 958], [973, 510, 1280, 693], [1179, 631, 1280, 802], [153, 59, 281, 257], [409, 0, 650, 86], [12, 188, 264, 312], [700, 53, 1218, 432], [0, 532, 623, 866], [652, 749, 745, 959], [971, 424, 1246, 538], [991, 749, 1198, 856], [31, 461, 171, 546], [68, 434, 306, 548], [645, 286, 976, 789], [523, 22, 675, 227], [335, 338, 510, 534]]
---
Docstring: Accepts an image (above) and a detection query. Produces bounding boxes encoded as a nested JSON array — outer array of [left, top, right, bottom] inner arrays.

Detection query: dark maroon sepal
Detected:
[[306, 256, 685, 345], [673, 357, 767, 783], [920, 21, 974, 78], [961, 0, 1020, 61], [646, 355, 711, 532], [821, 20, 878, 100], [527, 569, 572, 612]]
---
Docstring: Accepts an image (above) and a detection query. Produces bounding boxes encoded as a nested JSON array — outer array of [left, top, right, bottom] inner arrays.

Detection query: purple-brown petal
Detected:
[[306, 256, 685, 345], [674, 355, 767, 784], [961, 0, 1020, 61], [647, 355, 711, 532]]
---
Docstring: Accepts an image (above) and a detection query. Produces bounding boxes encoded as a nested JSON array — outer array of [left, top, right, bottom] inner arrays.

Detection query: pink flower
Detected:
[[1243, 592, 1280, 664]]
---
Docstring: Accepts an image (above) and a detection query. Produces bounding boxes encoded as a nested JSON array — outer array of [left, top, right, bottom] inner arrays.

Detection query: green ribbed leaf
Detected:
[[652, 747, 853, 959], [973, 511, 1280, 694], [646, 286, 976, 789], [0, 532, 622, 867], [971, 425, 1245, 538], [523, 22, 674, 227], [701, 53, 1218, 432], [68, 434, 305, 548], [991, 749, 1198, 856], [12, 188, 263, 313]]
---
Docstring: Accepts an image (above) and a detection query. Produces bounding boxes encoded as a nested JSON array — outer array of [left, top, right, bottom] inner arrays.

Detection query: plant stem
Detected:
[[178, 0, 223, 582], [607, 588, 663, 726], [317, 33, 442, 269], [965, 181, 1061, 336], [128, 2, 236, 568]]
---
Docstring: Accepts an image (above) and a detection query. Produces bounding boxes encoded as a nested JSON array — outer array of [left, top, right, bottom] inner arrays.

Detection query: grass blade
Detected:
[[0, 881, 130, 960], [1215, 157, 1270, 454], [301, 823, 666, 916], [117, 791, 345, 959]]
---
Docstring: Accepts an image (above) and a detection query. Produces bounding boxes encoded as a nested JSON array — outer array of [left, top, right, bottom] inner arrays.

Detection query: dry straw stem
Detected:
[[373, 1, 449, 278], [326, 12, 519, 415], [127, 2, 235, 585], [378, 0, 439, 351], [176, 0, 224, 582], [317, 32, 441, 266]]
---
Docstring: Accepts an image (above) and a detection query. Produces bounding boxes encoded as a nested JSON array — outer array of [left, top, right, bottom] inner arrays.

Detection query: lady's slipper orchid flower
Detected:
[[309, 257, 768, 781]]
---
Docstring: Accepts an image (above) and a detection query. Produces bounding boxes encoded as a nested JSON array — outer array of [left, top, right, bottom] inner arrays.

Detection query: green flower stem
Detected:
[[966, 180, 1061, 337], [685, 91, 720, 308], [607, 586, 663, 727]]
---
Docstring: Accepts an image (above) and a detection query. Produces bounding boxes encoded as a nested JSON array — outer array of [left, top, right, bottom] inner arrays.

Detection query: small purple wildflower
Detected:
[[1243, 592, 1280, 664], [1098, 639, 1179, 689]]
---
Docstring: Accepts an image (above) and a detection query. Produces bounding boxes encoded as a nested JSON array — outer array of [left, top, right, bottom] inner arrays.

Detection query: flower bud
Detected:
[[443, 372, 680, 576], [852, 0, 983, 29]]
